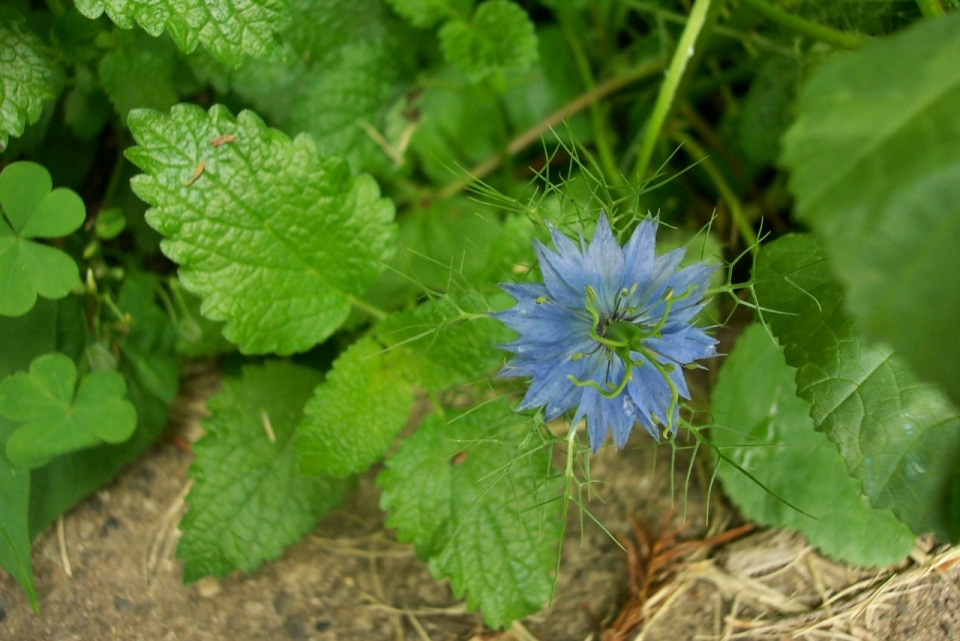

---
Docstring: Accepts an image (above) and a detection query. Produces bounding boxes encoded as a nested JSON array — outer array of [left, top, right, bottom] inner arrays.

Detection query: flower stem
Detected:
[[739, 0, 865, 50], [915, 0, 946, 17], [632, 0, 715, 183]]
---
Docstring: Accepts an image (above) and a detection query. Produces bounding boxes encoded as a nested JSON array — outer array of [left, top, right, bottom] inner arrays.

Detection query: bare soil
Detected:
[[1, 366, 957, 641]]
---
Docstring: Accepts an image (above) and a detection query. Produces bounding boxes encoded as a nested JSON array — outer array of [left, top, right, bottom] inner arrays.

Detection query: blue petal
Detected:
[[533, 240, 587, 308], [621, 218, 657, 290], [644, 326, 717, 366], [518, 356, 585, 415], [584, 214, 625, 309]]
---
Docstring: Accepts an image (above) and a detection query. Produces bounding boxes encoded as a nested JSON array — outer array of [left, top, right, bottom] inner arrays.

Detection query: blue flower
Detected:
[[494, 214, 718, 452]]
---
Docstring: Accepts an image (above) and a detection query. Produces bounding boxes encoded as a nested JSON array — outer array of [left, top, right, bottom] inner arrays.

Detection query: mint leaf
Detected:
[[125, 104, 397, 354], [178, 360, 349, 583], [754, 234, 960, 542], [0, 416, 37, 611], [377, 294, 510, 392], [0, 7, 56, 150], [378, 400, 561, 628], [407, 69, 501, 182], [0, 162, 85, 317], [439, 0, 538, 83], [71, 0, 286, 65], [385, 0, 472, 28], [713, 324, 914, 567], [191, 0, 417, 173], [296, 337, 414, 478], [781, 13, 960, 408], [0, 353, 137, 469], [98, 31, 180, 119]]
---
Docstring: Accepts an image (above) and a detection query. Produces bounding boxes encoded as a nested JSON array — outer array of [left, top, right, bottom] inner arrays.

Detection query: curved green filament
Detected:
[[568, 355, 633, 399]]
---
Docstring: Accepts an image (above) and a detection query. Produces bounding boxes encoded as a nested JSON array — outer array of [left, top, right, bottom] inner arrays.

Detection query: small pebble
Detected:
[[196, 577, 221, 598], [99, 516, 120, 537], [0, 605, 6, 623], [314, 620, 332, 632], [243, 602, 265, 616], [113, 597, 132, 612]]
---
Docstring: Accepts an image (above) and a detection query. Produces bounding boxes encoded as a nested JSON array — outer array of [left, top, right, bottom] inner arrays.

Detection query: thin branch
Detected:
[[435, 59, 667, 200]]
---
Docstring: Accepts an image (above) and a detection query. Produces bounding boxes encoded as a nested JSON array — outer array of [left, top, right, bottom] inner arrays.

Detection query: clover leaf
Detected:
[[0, 162, 85, 317], [0, 353, 137, 468]]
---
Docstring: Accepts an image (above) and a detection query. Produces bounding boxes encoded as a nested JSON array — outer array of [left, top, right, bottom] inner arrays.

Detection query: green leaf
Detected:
[[116, 271, 179, 405], [712, 324, 914, 567], [378, 400, 561, 628], [125, 103, 397, 354], [0, 7, 56, 150], [737, 55, 799, 166], [0, 162, 85, 317], [177, 360, 349, 583], [781, 12, 960, 409], [98, 31, 180, 120], [172, 280, 234, 358], [296, 337, 414, 478], [439, 0, 538, 83], [71, 0, 287, 65], [754, 234, 960, 542], [0, 353, 138, 468], [191, 0, 417, 173], [385, 0, 472, 28], [408, 68, 501, 182], [0, 416, 38, 611], [377, 294, 510, 392], [28, 292, 173, 539], [63, 66, 111, 141]]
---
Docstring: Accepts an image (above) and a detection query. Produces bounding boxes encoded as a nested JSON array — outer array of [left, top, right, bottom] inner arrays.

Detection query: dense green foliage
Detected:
[[2, 0, 959, 627]]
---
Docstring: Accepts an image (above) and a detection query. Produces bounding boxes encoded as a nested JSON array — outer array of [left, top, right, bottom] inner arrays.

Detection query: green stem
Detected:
[[559, 13, 622, 186], [633, 0, 715, 183], [350, 296, 388, 321], [739, 0, 865, 50], [915, 0, 946, 17], [435, 58, 666, 200], [671, 130, 758, 252]]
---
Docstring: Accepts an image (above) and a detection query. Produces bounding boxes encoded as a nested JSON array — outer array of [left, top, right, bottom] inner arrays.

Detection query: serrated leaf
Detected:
[[125, 103, 397, 354], [177, 360, 349, 583], [191, 0, 417, 173], [439, 0, 538, 83], [0, 162, 85, 317], [408, 68, 501, 182], [713, 324, 914, 567], [754, 234, 960, 542], [385, 0, 472, 28], [296, 337, 414, 478], [0, 353, 137, 468], [377, 294, 511, 392], [781, 13, 960, 409], [378, 400, 561, 628], [98, 31, 179, 119], [0, 7, 56, 150], [71, 0, 287, 65]]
